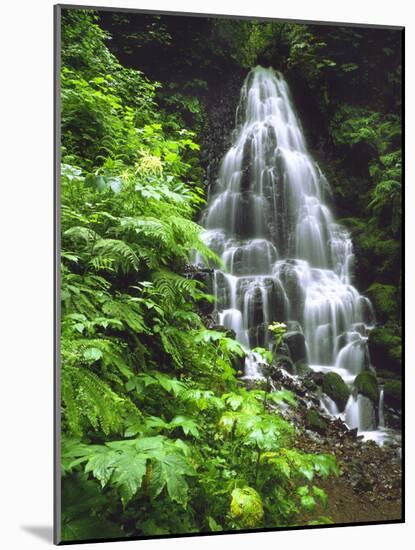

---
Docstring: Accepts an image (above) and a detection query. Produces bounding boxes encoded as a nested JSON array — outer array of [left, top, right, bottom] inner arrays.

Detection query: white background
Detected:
[[0, 0, 412, 548]]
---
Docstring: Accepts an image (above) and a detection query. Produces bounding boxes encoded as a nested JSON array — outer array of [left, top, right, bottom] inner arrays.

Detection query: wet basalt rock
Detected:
[[184, 264, 215, 316]]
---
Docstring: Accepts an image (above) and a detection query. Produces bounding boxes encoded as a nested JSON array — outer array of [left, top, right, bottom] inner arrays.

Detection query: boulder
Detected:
[[305, 408, 329, 435], [285, 320, 303, 333], [322, 372, 350, 411], [308, 371, 324, 386], [354, 371, 379, 403], [283, 331, 307, 363]]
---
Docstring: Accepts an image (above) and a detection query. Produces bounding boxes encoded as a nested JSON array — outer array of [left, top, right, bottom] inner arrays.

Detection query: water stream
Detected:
[[198, 66, 388, 439]]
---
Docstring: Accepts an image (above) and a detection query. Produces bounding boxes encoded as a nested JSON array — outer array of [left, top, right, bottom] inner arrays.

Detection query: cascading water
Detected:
[[198, 66, 381, 435]]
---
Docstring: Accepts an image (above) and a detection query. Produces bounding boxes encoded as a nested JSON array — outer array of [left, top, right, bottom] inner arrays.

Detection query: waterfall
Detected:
[[345, 394, 376, 431], [199, 66, 378, 430], [378, 386, 385, 428]]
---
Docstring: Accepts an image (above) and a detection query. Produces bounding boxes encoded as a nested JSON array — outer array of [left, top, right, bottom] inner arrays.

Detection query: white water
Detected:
[[198, 66, 384, 436], [378, 386, 385, 428]]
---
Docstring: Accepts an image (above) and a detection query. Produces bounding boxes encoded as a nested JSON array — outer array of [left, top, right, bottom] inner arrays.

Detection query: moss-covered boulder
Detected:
[[305, 408, 329, 435], [322, 372, 350, 411], [366, 283, 399, 323], [368, 326, 401, 374], [384, 380, 402, 410], [354, 371, 378, 403]]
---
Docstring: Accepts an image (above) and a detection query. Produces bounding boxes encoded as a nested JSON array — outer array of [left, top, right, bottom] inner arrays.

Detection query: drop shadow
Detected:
[[21, 525, 53, 543]]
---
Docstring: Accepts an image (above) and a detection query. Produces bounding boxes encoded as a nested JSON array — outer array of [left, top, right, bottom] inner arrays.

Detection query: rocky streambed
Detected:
[[268, 367, 402, 524]]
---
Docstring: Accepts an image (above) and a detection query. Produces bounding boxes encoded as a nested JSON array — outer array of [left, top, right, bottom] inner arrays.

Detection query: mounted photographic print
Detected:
[[54, 4, 404, 544]]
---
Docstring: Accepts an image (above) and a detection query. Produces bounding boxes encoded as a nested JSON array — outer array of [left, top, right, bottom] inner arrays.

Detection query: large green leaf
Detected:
[[230, 487, 264, 528], [111, 452, 147, 504]]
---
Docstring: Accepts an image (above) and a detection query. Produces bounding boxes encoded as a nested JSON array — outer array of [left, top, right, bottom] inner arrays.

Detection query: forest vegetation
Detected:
[[58, 9, 402, 541]]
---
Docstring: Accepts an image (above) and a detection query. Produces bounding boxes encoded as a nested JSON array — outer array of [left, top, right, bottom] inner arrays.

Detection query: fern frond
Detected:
[[62, 365, 137, 436], [92, 238, 140, 273], [64, 226, 101, 243]]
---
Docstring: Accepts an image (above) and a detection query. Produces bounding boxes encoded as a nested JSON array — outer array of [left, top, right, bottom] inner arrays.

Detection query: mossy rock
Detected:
[[366, 283, 399, 323], [384, 380, 402, 410], [368, 326, 401, 374], [322, 372, 350, 411], [305, 409, 329, 435], [354, 371, 378, 403]]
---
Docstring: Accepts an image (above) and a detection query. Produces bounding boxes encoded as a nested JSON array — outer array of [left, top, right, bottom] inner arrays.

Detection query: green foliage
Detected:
[[285, 24, 336, 84], [296, 484, 328, 511], [63, 435, 195, 506], [268, 321, 287, 351], [212, 20, 280, 68], [61, 476, 125, 541], [330, 105, 401, 238], [367, 283, 399, 323]]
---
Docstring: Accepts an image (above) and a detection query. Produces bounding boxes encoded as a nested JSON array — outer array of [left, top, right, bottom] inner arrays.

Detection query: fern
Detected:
[[61, 365, 137, 436], [92, 238, 140, 273]]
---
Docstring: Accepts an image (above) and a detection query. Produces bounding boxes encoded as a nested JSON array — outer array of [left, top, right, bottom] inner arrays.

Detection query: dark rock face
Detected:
[[283, 331, 307, 364], [384, 406, 402, 430], [199, 68, 247, 191], [184, 264, 215, 316], [275, 263, 305, 322], [384, 380, 402, 411], [308, 371, 325, 387], [273, 354, 296, 374], [248, 322, 268, 349]]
